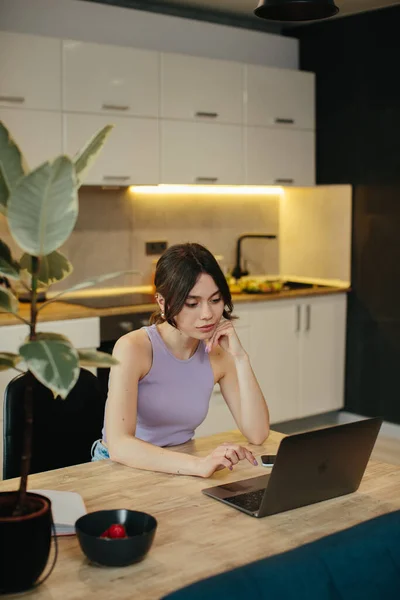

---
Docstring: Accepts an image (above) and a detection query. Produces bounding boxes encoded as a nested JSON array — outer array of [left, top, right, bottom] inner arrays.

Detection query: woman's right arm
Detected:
[[105, 333, 253, 477]]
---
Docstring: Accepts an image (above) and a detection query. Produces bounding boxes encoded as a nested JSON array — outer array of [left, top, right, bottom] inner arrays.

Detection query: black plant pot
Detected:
[[0, 491, 53, 594]]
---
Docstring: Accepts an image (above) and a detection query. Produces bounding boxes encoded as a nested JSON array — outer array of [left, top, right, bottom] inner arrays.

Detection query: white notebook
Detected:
[[31, 489, 87, 536]]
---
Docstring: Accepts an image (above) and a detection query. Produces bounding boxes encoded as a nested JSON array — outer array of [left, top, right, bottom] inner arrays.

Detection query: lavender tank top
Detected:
[[102, 325, 214, 447]]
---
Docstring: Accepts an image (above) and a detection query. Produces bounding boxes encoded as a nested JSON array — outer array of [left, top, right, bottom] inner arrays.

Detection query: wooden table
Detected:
[[1, 429, 399, 599]]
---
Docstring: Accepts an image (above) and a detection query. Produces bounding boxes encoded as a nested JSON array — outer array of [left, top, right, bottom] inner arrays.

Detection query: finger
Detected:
[[207, 330, 221, 351], [211, 329, 230, 351], [230, 445, 246, 460], [244, 448, 258, 466], [227, 445, 257, 465], [218, 444, 244, 456], [222, 444, 245, 459], [217, 458, 233, 471], [207, 324, 231, 351], [224, 449, 239, 465]]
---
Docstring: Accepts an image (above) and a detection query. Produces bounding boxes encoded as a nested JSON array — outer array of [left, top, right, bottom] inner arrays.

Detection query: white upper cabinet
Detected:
[[161, 53, 244, 124], [161, 120, 243, 185], [64, 114, 159, 185], [0, 108, 62, 170], [0, 32, 61, 110], [63, 41, 159, 117], [246, 127, 315, 186], [246, 65, 315, 130]]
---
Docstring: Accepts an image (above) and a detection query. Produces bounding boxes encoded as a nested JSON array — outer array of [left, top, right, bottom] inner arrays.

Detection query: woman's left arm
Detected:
[[206, 321, 270, 445]]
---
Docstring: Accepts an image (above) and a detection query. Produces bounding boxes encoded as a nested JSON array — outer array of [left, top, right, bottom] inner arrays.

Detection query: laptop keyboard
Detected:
[[226, 488, 265, 512]]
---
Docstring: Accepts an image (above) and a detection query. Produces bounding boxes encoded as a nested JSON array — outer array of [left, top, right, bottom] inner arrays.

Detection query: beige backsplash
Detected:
[[0, 187, 280, 291], [279, 185, 352, 284]]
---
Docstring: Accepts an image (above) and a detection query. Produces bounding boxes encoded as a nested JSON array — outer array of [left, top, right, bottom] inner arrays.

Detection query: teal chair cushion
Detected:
[[162, 509, 400, 600]]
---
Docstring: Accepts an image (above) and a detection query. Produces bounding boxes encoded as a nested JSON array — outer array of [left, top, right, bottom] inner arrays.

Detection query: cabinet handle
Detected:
[[195, 177, 218, 183], [305, 305, 311, 331], [0, 95, 25, 104], [274, 178, 294, 185], [195, 111, 218, 118], [102, 103, 130, 111], [274, 118, 295, 125], [103, 175, 130, 181], [295, 305, 301, 332]]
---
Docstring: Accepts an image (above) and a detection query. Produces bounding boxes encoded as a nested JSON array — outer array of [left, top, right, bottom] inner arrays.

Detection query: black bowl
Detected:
[[75, 509, 157, 567]]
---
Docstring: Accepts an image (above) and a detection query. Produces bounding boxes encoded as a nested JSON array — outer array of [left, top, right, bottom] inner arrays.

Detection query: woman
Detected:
[[92, 243, 270, 477]]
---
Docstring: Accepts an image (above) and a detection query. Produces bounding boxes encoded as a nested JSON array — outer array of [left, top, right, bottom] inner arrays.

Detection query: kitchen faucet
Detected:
[[231, 233, 277, 280]]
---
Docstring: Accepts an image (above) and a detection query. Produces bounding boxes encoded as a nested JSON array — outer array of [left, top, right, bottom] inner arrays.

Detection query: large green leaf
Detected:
[[40, 270, 140, 308], [20, 331, 72, 346], [0, 352, 21, 371], [0, 121, 28, 212], [20, 250, 73, 286], [19, 339, 80, 399], [35, 332, 71, 343], [78, 349, 119, 367], [7, 156, 78, 256], [0, 173, 8, 215], [0, 286, 19, 313], [74, 125, 114, 187], [0, 239, 20, 279]]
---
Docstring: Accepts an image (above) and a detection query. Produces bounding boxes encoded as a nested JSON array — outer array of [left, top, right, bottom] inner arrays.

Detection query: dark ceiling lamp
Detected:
[[254, 0, 339, 22]]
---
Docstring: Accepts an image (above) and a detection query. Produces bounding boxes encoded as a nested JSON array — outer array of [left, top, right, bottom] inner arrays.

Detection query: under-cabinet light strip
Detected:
[[129, 185, 284, 195]]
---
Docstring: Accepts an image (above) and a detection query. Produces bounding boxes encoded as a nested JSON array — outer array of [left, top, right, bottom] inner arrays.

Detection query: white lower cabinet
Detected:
[[196, 294, 347, 437], [249, 294, 347, 424], [0, 318, 100, 478], [298, 295, 347, 418], [248, 300, 301, 424]]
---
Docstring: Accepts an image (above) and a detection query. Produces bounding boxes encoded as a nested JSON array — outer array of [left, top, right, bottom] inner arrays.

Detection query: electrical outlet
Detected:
[[145, 241, 168, 256]]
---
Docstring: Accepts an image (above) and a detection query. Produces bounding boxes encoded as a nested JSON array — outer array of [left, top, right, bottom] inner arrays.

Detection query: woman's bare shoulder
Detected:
[[113, 328, 152, 359]]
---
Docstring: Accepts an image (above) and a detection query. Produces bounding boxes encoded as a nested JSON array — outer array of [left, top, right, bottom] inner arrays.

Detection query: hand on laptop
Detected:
[[196, 443, 258, 478]]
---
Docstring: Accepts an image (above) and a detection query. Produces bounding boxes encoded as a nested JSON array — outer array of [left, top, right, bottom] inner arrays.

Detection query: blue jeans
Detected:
[[91, 439, 110, 461]]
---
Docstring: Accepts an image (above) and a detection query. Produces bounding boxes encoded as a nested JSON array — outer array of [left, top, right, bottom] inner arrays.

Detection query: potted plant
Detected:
[[0, 121, 131, 593]]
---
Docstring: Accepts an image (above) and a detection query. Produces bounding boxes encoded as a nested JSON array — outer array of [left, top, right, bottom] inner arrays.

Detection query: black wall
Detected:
[[288, 5, 400, 185], [288, 7, 400, 424]]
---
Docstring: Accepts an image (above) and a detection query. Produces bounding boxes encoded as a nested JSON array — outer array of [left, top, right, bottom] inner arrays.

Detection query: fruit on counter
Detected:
[[258, 282, 272, 293], [226, 275, 245, 294], [100, 524, 128, 539], [226, 275, 285, 294], [243, 280, 261, 293], [228, 282, 243, 294], [271, 281, 284, 292], [240, 279, 284, 294]]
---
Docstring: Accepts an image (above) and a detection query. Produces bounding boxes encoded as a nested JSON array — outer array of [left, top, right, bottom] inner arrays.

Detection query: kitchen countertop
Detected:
[[0, 285, 349, 327]]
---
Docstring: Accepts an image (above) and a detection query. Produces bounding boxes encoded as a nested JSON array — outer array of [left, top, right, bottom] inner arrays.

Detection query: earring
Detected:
[[161, 311, 165, 318]]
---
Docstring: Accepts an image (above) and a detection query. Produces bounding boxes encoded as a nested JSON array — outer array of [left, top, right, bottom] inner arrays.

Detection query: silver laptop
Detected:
[[202, 417, 382, 518]]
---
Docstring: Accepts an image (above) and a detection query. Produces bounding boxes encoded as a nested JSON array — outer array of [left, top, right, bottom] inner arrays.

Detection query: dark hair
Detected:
[[150, 243, 234, 327]]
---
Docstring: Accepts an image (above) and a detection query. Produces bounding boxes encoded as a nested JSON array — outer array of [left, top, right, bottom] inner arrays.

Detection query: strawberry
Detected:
[[108, 524, 127, 538], [100, 528, 110, 538], [100, 524, 127, 539]]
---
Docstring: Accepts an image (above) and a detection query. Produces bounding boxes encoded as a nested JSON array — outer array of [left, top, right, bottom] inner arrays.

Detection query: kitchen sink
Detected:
[[229, 278, 330, 295], [281, 280, 323, 290]]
